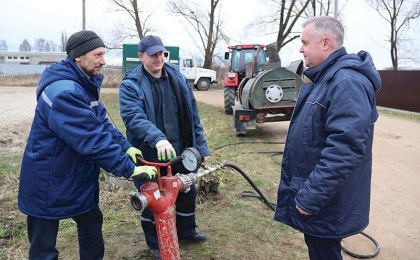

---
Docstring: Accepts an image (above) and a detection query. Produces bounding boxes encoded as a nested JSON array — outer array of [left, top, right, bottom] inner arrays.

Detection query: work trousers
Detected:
[[140, 184, 198, 250], [27, 207, 104, 260], [304, 233, 343, 260]]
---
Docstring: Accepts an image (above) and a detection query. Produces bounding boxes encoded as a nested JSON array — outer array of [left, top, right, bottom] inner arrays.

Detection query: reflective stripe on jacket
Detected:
[[18, 58, 134, 220]]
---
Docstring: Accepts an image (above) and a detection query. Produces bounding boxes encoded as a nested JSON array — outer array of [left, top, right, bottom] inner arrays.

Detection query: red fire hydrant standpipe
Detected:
[[130, 147, 222, 260]]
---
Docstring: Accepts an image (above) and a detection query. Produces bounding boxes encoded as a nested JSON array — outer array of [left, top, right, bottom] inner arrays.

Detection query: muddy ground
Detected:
[[1, 87, 419, 259]]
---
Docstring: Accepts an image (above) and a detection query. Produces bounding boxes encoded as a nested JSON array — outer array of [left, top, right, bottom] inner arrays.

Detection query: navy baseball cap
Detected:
[[138, 35, 167, 55]]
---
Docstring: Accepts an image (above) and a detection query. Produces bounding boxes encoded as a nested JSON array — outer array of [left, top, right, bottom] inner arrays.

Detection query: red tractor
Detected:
[[223, 44, 268, 114]]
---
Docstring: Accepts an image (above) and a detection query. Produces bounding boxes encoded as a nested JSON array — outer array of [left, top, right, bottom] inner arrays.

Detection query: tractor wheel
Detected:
[[196, 78, 211, 91], [224, 86, 236, 114]]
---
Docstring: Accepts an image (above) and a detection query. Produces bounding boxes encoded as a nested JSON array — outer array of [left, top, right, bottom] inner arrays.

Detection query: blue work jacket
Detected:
[[274, 48, 381, 238], [119, 63, 210, 164], [18, 58, 135, 220]]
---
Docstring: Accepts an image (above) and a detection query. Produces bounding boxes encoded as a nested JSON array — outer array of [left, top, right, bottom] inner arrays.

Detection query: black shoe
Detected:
[[150, 248, 160, 259], [179, 233, 208, 243]]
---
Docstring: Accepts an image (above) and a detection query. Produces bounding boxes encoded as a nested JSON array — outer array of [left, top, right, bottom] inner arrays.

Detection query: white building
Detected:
[[0, 51, 66, 65]]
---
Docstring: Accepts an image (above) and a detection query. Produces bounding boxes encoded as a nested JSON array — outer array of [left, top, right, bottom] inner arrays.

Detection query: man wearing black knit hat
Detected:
[[18, 30, 157, 259]]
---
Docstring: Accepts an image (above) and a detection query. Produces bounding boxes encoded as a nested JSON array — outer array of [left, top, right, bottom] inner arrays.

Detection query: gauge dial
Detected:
[[181, 147, 202, 172]]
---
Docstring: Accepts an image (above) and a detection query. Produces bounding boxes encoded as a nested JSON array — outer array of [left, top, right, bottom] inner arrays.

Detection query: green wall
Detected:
[[122, 44, 180, 74]]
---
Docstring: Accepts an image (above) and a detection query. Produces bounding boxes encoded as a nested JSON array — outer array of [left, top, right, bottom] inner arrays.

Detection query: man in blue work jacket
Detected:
[[119, 35, 211, 259], [18, 30, 156, 260], [274, 16, 381, 260]]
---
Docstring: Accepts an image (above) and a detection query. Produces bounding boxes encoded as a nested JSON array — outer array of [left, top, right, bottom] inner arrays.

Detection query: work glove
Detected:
[[156, 140, 176, 161], [130, 165, 157, 181], [126, 147, 143, 165]]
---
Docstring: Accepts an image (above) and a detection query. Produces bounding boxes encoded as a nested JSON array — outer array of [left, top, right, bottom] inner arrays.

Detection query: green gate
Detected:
[[122, 44, 180, 74]]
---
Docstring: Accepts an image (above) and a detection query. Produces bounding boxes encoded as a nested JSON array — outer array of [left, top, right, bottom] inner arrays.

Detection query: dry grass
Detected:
[[0, 66, 227, 91], [0, 74, 40, 87], [102, 69, 123, 88], [0, 68, 123, 89], [0, 87, 307, 260]]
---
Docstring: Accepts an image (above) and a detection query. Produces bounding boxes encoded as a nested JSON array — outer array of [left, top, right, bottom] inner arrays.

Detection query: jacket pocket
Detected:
[[47, 172, 81, 208], [287, 176, 312, 222]]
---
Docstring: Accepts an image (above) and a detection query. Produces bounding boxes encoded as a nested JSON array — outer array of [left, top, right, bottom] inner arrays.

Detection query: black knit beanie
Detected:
[[66, 31, 106, 60]]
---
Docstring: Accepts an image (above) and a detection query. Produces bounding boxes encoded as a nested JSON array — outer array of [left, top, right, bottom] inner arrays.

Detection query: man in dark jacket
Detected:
[[18, 30, 156, 260], [119, 35, 211, 259], [274, 16, 381, 260]]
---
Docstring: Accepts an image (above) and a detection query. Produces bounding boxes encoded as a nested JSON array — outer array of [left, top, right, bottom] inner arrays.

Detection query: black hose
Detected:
[[341, 231, 380, 259], [222, 162, 276, 211], [214, 141, 285, 151], [239, 190, 276, 209], [214, 141, 284, 165], [221, 161, 380, 259]]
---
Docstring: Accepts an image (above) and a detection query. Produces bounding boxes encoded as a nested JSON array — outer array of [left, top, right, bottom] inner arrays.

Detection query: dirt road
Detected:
[[195, 89, 420, 260], [1, 87, 420, 259]]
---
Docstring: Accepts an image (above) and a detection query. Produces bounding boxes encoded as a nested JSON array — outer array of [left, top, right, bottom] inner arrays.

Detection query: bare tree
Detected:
[[32, 38, 58, 52], [19, 39, 31, 52], [108, 0, 155, 48], [33, 38, 47, 52], [253, 0, 312, 53], [167, 0, 227, 69], [367, 0, 420, 70], [0, 39, 7, 51], [45, 42, 52, 52], [46, 41, 58, 52], [303, 0, 347, 17], [60, 30, 68, 52]]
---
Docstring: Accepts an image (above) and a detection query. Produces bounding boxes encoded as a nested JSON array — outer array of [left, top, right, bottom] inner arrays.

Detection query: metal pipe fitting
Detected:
[[129, 191, 148, 212]]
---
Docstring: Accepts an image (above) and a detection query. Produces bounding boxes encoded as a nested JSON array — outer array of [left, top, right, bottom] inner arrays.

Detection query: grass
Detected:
[[0, 71, 225, 91], [0, 92, 308, 259], [0, 69, 124, 89], [0, 74, 40, 87], [2, 86, 419, 259], [378, 107, 420, 121]]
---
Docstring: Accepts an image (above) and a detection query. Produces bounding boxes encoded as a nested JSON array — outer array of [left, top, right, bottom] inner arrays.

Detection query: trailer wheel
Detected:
[[224, 86, 236, 114], [197, 78, 211, 91]]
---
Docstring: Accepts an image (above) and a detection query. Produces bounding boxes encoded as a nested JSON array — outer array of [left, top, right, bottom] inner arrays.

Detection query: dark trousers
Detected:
[[304, 234, 343, 260], [27, 207, 104, 260], [141, 184, 197, 250]]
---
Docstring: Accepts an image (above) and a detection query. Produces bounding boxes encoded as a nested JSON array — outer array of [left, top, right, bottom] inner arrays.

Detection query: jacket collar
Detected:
[[304, 47, 347, 84]]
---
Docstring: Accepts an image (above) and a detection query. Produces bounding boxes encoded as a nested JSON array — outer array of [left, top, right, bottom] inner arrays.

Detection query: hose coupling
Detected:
[[176, 173, 197, 193], [129, 191, 148, 212]]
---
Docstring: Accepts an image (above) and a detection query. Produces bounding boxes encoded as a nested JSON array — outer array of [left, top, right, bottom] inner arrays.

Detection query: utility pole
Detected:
[[334, 0, 338, 17], [82, 0, 86, 30]]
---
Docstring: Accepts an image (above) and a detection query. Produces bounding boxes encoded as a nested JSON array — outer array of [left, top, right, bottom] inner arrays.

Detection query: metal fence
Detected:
[[376, 70, 420, 113]]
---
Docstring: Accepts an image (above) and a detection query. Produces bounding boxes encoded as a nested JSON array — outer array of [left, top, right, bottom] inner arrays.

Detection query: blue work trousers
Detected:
[[27, 207, 104, 260], [304, 233, 343, 260]]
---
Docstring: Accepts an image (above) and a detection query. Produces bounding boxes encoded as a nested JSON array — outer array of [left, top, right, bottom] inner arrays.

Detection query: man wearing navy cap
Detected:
[[119, 35, 211, 259]]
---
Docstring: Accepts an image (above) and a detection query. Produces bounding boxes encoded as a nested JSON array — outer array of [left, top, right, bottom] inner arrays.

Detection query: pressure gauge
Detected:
[[181, 147, 202, 172]]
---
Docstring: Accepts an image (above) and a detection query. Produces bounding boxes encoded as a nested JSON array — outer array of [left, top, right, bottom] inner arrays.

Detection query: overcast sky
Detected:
[[1, 0, 419, 69]]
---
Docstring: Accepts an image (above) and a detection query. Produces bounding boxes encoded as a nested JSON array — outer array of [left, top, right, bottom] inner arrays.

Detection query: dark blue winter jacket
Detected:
[[18, 58, 135, 220], [119, 63, 210, 167], [274, 48, 381, 238]]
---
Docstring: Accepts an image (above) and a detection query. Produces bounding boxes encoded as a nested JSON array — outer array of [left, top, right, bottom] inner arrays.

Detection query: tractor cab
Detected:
[[223, 44, 267, 114], [225, 44, 267, 73]]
